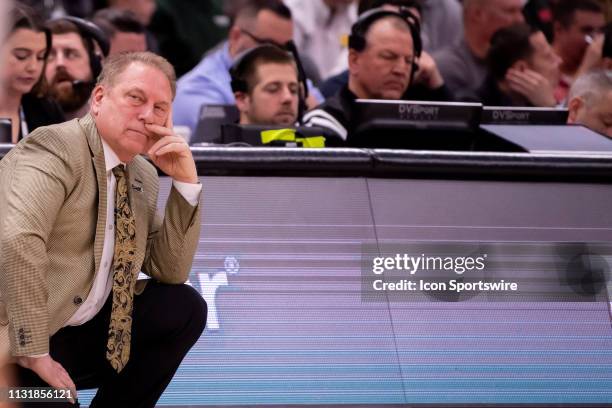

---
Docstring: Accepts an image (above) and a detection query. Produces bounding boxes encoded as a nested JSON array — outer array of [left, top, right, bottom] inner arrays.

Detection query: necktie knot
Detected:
[[112, 165, 126, 180]]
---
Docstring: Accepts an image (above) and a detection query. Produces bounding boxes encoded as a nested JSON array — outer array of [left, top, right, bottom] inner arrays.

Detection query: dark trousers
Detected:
[[15, 281, 207, 408]]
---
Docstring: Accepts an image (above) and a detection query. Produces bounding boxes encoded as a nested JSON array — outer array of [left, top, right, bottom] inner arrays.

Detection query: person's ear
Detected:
[[234, 91, 250, 113], [567, 96, 584, 124], [228, 26, 243, 56], [90, 85, 105, 116], [512, 60, 529, 73], [348, 49, 360, 74]]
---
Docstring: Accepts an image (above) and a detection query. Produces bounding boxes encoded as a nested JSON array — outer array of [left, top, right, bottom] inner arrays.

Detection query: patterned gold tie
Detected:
[[106, 165, 137, 373]]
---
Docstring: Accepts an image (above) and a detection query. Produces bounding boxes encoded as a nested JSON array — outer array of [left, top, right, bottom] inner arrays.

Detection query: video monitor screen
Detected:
[[79, 176, 612, 406], [480, 124, 612, 154]]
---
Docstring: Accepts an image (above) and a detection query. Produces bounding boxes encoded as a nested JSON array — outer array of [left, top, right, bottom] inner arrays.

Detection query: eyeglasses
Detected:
[[240, 29, 286, 49]]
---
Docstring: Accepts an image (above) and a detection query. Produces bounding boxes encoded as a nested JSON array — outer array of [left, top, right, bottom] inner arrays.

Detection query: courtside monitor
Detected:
[[192, 104, 240, 145], [0, 118, 11, 144], [480, 124, 612, 154], [352, 100, 513, 151], [482, 106, 569, 125]]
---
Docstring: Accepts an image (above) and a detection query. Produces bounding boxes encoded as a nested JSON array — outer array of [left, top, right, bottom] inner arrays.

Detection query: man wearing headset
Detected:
[[304, 8, 446, 145], [319, 0, 449, 99], [45, 18, 108, 120], [231, 45, 300, 126]]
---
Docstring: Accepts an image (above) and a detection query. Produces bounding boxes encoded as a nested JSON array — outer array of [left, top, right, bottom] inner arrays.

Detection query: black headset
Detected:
[[48, 16, 110, 80], [229, 42, 308, 124], [229, 45, 280, 94], [348, 7, 422, 86]]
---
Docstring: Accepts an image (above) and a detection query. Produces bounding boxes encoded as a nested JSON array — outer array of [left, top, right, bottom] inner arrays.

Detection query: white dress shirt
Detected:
[[284, 0, 357, 79], [65, 139, 202, 326]]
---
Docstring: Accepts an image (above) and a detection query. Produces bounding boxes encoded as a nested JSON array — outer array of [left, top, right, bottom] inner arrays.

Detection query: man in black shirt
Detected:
[[304, 8, 449, 145]]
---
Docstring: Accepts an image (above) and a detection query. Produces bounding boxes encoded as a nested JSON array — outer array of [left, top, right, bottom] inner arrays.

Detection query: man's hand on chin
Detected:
[[144, 110, 198, 184], [145, 124, 198, 184]]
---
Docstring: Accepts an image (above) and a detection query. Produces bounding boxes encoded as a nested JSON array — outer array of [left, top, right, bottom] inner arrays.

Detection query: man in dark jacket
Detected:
[[304, 8, 450, 145]]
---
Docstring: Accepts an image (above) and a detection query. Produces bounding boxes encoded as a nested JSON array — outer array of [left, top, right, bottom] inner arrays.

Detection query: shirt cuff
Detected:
[[15, 353, 49, 366], [172, 180, 202, 207]]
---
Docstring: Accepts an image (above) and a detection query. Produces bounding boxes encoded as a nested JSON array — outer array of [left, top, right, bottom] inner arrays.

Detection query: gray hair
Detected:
[[568, 70, 612, 106], [96, 51, 176, 98]]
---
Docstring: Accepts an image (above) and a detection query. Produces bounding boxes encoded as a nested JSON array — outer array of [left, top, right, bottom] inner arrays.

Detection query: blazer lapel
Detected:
[[81, 114, 107, 275]]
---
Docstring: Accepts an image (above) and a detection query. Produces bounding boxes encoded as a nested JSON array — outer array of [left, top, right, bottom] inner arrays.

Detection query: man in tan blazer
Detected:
[[0, 52, 206, 407]]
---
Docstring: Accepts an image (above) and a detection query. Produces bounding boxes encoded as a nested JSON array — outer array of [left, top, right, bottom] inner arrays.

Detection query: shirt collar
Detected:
[[101, 137, 124, 173], [221, 41, 233, 70]]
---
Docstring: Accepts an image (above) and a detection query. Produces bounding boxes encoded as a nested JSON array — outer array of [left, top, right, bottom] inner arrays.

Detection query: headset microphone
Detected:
[[71, 79, 96, 94], [71, 80, 91, 88]]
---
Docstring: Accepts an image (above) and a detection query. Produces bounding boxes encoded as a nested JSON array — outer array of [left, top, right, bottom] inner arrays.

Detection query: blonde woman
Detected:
[[0, 4, 63, 144]]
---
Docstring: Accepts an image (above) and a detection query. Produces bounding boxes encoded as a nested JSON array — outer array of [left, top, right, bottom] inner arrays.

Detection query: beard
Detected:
[[48, 67, 93, 113], [273, 108, 298, 126]]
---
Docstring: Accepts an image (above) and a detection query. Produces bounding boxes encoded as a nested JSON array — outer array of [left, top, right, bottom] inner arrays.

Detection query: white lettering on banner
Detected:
[[198, 272, 228, 330], [187, 256, 240, 331]]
